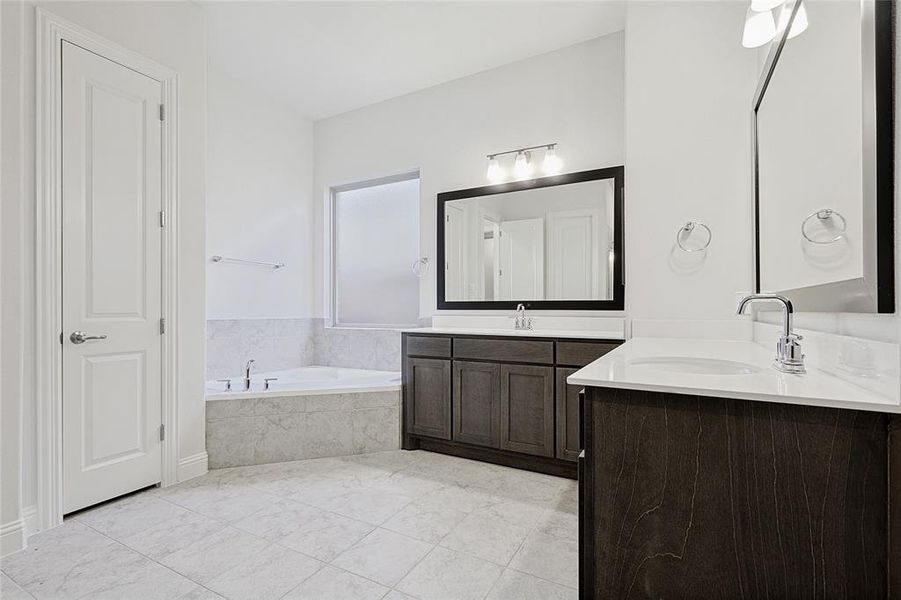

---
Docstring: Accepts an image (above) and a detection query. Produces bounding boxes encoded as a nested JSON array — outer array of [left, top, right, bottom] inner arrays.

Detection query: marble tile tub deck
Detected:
[[206, 390, 402, 468], [0, 450, 578, 600]]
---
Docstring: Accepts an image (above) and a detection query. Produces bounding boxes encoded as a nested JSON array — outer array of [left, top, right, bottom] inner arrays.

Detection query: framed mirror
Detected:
[[437, 167, 624, 310], [753, 0, 894, 312]]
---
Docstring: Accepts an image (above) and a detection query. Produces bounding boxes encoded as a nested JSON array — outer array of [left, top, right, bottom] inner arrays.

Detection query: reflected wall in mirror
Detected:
[[437, 167, 624, 310], [754, 0, 894, 312]]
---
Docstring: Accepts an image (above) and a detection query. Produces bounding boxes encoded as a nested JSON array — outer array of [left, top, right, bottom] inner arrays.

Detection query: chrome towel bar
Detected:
[[210, 255, 286, 269]]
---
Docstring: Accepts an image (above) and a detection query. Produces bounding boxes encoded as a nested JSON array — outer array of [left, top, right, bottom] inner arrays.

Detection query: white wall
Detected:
[[0, 0, 207, 552], [313, 33, 625, 319], [624, 1, 757, 331], [206, 69, 315, 320]]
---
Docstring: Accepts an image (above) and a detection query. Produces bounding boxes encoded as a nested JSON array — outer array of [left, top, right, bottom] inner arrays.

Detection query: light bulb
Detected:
[[486, 156, 504, 183], [750, 0, 783, 12], [542, 145, 563, 175], [787, 1, 808, 39], [742, 7, 776, 48], [513, 151, 533, 179]]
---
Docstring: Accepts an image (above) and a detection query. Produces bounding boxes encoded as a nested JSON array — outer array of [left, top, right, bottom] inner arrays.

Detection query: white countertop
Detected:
[[568, 338, 901, 413], [403, 326, 624, 340]]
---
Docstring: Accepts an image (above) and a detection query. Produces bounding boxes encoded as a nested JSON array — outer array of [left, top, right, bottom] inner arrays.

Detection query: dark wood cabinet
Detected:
[[403, 357, 451, 440], [499, 364, 554, 457], [452, 360, 499, 448], [579, 385, 900, 599], [402, 332, 620, 477], [555, 367, 581, 461]]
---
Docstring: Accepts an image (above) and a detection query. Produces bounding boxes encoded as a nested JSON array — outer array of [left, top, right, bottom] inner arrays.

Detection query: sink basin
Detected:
[[628, 356, 761, 375]]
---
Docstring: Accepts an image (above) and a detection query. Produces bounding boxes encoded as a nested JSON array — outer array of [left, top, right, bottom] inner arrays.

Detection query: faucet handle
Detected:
[[216, 378, 232, 391], [264, 377, 278, 391]]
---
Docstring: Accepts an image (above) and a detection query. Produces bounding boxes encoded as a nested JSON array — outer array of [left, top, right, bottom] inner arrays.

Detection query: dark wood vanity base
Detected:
[[580, 386, 899, 599], [401, 332, 620, 479]]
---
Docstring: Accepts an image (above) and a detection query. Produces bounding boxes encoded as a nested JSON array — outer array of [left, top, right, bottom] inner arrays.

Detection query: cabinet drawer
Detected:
[[454, 338, 553, 364], [405, 335, 451, 358], [556, 341, 619, 367]]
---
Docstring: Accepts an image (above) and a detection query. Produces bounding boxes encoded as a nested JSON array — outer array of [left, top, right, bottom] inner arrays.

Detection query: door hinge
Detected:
[[446, 215, 450, 223], [159, 424, 165, 441], [159, 211, 166, 227], [159, 104, 165, 121], [59, 332, 64, 344], [159, 318, 166, 334]]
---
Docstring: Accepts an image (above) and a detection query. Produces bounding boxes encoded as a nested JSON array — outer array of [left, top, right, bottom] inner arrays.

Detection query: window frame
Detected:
[[328, 170, 422, 329]]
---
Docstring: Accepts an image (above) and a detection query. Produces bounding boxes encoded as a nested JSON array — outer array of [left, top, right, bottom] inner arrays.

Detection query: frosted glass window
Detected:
[[333, 176, 420, 327]]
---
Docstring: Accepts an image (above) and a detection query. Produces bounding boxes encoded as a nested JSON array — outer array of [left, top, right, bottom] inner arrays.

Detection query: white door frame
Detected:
[[35, 8, 180, 531]]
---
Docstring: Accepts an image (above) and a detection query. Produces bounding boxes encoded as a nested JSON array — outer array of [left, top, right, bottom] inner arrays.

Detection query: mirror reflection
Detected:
[[443, 178, 616, 302]]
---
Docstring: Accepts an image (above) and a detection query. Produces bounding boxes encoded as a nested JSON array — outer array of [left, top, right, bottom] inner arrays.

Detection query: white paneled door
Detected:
[[61, 41, 164, 513]]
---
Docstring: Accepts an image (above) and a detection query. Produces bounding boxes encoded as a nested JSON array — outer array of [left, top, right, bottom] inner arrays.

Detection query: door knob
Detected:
[[69, 331, 108, 344]]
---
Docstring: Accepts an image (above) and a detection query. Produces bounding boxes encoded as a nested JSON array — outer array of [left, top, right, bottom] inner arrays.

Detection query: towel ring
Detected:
[[676, 221, 712, 252], [411, 257, 430, 278], [801, 209, 847, 244]]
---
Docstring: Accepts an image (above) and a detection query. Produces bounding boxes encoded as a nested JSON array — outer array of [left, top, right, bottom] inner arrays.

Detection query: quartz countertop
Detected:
[[402, 326, 624, 340], [568, 337, 901, 414]]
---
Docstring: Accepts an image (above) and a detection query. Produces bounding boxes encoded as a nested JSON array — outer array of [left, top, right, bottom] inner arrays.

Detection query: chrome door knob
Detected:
[[69, 331, 108, 344]]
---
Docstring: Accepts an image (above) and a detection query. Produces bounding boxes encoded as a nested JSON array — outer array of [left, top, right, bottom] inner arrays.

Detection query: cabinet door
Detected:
[[500, 364, 554, 457], [452, 360, 500, 448], [404, 357, 451, 440], [555, 367, 582, 461]]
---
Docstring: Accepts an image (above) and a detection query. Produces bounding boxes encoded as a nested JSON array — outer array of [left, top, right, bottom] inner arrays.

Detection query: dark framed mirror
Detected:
[[752, 0, 894, 312], [436, 167, 624, 311]]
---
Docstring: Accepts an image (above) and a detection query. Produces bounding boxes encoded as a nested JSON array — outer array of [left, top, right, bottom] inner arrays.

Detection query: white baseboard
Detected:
[[0, 518, 26, 558], [177, 451, 208, 482], [21, 505, 38, 538]]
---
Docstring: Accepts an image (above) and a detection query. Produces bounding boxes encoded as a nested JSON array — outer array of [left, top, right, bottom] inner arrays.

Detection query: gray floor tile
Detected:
[[332, 528, 433, 587], [281, 565, 389, 600], [485, 569, 578, 600], [509, 530, 578, 588], [396, 547, 503, 600], [205, 543, 322, 600]]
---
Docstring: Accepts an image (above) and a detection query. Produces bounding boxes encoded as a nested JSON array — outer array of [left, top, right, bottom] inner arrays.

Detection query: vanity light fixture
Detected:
[[513, 151, 533, 179], [750, 0, 782, 11], [486, 155, 504, 183], [484, 143, 561, 182], [543, 145, 563, 175], [742, 0, 807, 49], [742, 6, 777, 48], [786, 1, 808, 38]]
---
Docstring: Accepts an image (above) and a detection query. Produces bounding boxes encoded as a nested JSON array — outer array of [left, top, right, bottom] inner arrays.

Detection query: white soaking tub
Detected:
[[205, 365, 401, 468]]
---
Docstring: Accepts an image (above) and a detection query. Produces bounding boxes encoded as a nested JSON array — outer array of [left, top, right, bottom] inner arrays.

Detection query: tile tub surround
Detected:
[[206, 318, 316, 380], [0, 451, 578, 600], [206, 391, 402, 468], [313, 321, 404, 371]]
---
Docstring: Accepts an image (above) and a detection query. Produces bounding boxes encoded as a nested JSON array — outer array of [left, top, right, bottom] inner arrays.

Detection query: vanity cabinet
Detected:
[[499, 364, 554, 457], [579, 385, 901, 599], [403, 356, 451, 440], [452, 360, 500, 447], [402, 332, 619, 476]]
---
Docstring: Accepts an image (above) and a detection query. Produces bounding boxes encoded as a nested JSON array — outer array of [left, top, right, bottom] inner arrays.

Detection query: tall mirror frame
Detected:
[[436, 166, 625, 311], [752, 0, 895, 312]]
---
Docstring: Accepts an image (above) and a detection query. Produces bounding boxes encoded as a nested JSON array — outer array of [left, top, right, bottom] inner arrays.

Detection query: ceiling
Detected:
[[204, 1, 626, 121]]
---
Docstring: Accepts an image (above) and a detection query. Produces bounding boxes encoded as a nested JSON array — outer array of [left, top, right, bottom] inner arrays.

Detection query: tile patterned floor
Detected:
[[0, 450, 578, 600]]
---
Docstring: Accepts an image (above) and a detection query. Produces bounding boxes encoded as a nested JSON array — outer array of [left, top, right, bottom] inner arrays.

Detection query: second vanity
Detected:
[[400, 320, 623, 477], [570, 337, 901, 599]]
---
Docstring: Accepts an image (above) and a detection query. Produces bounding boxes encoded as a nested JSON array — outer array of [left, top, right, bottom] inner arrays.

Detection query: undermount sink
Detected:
[[627, 356, 761, 375]]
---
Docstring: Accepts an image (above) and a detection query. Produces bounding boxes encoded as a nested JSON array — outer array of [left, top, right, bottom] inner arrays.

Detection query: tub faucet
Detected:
[[736, 294, 805, 374], [244, 359, 255, 391]]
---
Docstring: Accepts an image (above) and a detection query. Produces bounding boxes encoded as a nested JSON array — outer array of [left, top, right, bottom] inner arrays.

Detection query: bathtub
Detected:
[[205, 365, 401, 398], [205, 365, 402, 468]]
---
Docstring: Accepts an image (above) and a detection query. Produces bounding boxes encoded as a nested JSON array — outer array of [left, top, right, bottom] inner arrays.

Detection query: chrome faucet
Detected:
[[736, 294, 805, 374], [514, 303, 532, 330], [244, 359, 255, 391]]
